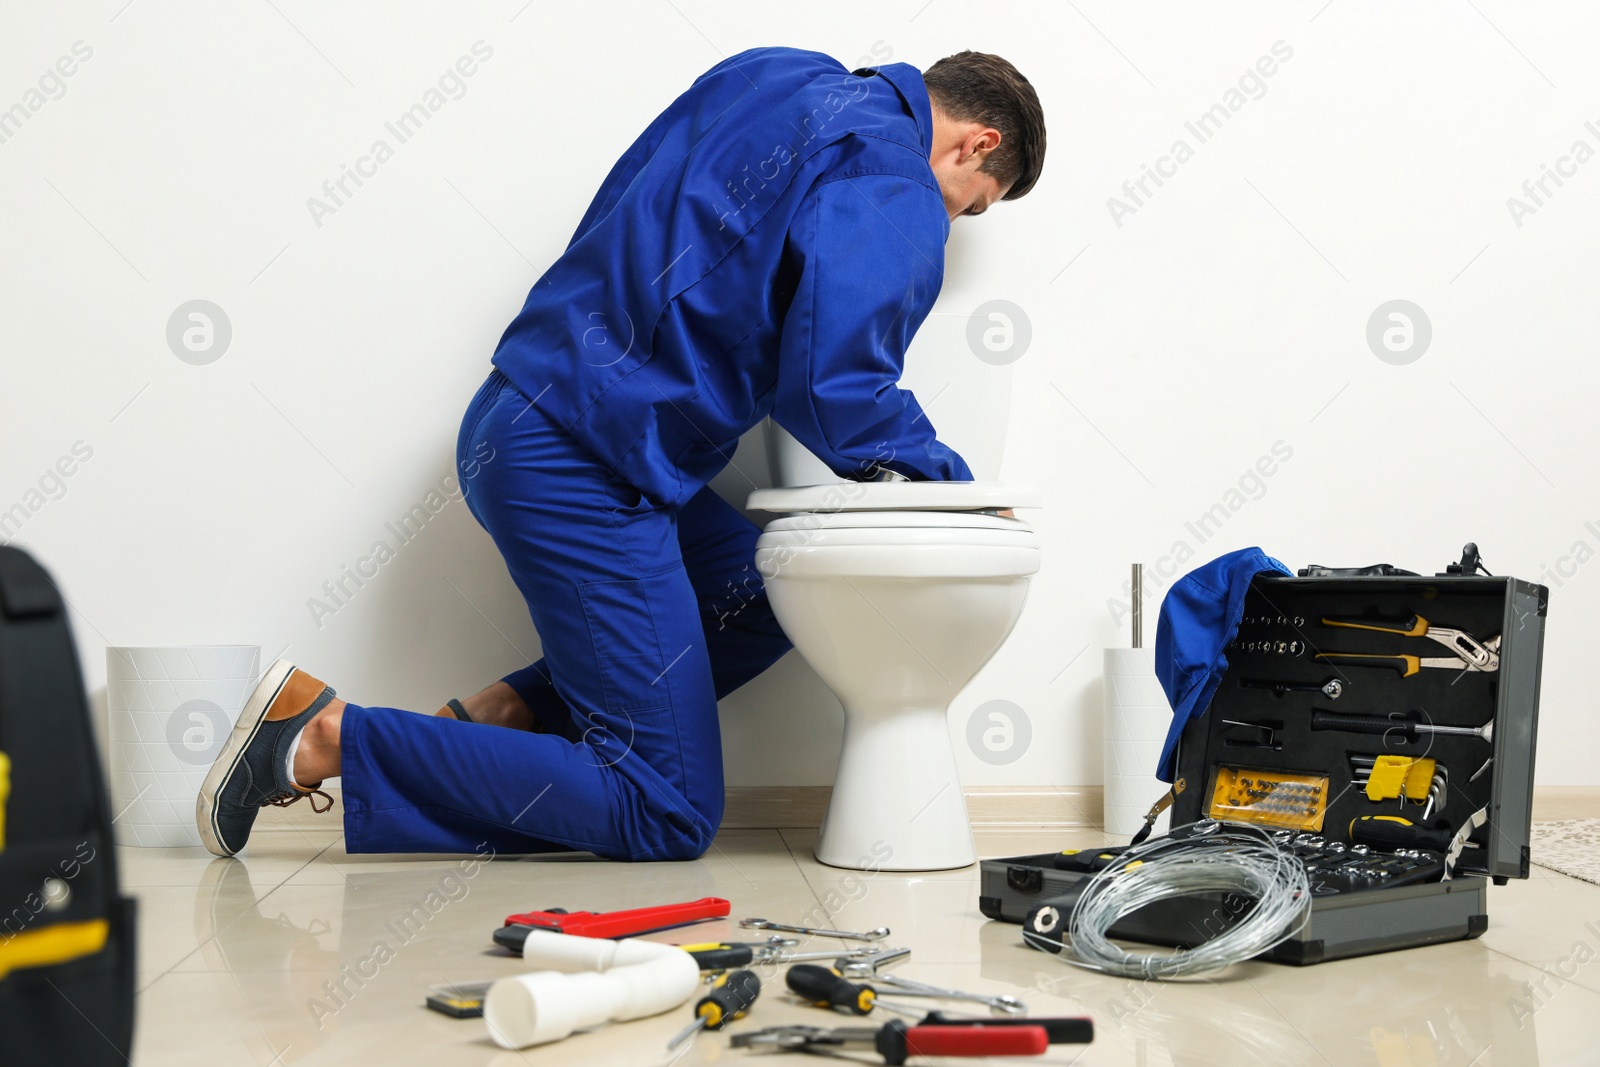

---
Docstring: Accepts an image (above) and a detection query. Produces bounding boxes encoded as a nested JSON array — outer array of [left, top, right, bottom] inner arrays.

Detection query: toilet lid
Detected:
[[747, 482, 1042, 513]]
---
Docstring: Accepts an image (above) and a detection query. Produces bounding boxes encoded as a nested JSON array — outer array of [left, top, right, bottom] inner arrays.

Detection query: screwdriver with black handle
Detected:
[[1309, 709, 1493, 744], [681, 942, 763, 970], [787, 966, 1094, 1043], [788, 963, 890, 1016], [665, 968, 761, 1050]]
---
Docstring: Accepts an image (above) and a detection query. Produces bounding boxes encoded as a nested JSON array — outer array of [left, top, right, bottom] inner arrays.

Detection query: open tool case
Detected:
[[980, 568, 1547, 964]]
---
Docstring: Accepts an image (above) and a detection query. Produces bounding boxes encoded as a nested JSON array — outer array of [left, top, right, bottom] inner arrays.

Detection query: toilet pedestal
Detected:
[[746, 482, 1044, 876], [815, 703, 975, 871]]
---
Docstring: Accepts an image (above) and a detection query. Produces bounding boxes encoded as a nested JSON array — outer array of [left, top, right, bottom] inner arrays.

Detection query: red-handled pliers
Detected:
[[731, 1019, 1051, 1065]]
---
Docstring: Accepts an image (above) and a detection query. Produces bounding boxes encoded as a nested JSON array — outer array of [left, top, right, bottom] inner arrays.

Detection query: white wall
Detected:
[[2, 2, 1594, 787]]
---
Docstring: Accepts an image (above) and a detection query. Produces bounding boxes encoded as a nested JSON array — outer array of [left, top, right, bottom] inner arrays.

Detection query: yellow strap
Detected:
[[0, 919, 109, 980], [0, 750, 9, 851]]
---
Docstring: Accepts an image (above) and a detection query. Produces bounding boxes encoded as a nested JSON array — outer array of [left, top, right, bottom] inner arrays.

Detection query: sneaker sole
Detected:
[[195, 658, 298, 857]]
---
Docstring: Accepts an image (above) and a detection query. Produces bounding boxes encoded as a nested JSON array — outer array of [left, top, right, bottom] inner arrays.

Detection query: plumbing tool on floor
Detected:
[[665, 968, 762, 1050], [917, 1012, 1093, 1045], [494, 896, 730, 953], [740, 918, 890, 941], [731, 1020, 1050, 1064], [1314, 614, 1501, 676], [682, 941, 885, 971], [831, 949, 1027, 1014], [785, 965, 1092, 1041], [1310, 710, 1493, 744], [788, 963, 920, 1018]]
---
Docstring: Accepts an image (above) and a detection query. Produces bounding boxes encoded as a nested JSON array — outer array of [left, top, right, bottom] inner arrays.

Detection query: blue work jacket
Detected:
[[490, 47, 973, 508]]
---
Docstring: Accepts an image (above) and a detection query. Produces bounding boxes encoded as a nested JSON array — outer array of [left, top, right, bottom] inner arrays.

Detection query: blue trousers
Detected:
[[340, 370, 791, 860]]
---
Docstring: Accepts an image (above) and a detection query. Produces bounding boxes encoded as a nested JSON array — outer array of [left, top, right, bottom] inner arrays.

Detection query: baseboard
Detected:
[[1531, 786, 1600, 822], [257, 785, 1600, 836], [720, 786, 831, 829], [722, 785, 1600, 831], [720, 785, 1105, 830]]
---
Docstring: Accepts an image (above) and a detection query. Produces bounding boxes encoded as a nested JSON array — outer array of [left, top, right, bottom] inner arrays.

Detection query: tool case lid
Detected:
[[1170, 573, 1547, 882]]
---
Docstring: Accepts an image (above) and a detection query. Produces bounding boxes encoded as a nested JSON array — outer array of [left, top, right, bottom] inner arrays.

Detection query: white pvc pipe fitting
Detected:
[[483, 930, 701, 1049]]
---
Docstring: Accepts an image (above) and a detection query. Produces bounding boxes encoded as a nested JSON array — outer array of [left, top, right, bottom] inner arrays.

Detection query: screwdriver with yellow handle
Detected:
[[1348, 815, 1453, 852], [787, 965, 1096, 1046], [787, 964, 903, 1017], [1314, 614, 1499, 676], [666, 968, 761, 1050]]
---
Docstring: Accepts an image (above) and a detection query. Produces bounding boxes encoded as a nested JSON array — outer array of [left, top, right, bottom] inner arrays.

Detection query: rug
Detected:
[[1531, 820, 1600, 886]]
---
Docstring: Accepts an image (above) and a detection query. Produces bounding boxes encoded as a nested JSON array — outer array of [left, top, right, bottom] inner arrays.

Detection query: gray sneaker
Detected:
[[196, 659, 336, 857]]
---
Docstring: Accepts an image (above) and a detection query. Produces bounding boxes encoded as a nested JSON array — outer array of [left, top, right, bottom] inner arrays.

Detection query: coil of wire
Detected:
[[1027, 822, 1311, 979]]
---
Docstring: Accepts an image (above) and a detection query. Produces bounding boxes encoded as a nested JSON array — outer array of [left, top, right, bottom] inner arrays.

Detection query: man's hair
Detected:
[[922, 51, 1045, 200]]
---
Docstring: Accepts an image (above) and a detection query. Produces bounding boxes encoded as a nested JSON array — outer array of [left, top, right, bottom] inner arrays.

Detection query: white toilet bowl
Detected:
[[748, 482, 1042, 871]]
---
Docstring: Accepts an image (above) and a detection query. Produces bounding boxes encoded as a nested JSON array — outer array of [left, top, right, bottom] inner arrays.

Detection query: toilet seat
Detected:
[[756, 500, 1040, 578], [755, 521, 1039, 577], [747, 482, 1042, 514]]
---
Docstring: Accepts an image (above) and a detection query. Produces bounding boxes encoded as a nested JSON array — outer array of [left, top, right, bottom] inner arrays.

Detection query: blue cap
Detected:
[[1153, 547, 1292, 782]]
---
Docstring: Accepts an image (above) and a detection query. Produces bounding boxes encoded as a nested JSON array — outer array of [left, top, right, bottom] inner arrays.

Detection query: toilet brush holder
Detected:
[[1102, 565, 1170, 837], [1101, 647, 1171, 838]]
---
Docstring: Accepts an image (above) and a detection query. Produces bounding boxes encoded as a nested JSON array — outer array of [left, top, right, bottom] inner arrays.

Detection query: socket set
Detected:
[[1231, 638, 1308, 656], [1272, 830, 1447, 895], [1238, 614, 1307, 629], [1228, 614, 1312, 656]]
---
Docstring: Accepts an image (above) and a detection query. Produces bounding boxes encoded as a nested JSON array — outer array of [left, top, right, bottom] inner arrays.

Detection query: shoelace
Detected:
[[263, 788, 334, 814]]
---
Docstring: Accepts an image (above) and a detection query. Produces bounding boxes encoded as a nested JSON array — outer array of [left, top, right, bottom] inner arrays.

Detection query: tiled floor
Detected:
[[121, 799, 1600, 1066]]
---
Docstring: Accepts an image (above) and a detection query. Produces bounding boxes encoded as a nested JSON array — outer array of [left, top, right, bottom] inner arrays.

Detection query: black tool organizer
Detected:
[[979, 569, 1547, 965]]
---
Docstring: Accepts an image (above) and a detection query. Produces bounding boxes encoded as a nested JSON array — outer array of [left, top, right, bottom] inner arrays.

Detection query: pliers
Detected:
[[1314, 614, 1500, 677], [730, 1019, 1052, 1064]]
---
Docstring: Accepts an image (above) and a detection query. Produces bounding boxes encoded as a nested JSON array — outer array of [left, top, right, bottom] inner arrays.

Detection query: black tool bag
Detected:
[[0, 546, 136, 1063]]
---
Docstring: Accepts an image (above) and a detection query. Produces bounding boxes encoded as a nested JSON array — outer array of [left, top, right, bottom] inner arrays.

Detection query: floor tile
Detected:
[[115, 791, 1600, 1065]]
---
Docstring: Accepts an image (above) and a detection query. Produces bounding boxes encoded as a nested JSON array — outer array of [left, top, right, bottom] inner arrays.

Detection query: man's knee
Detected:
[[633, 796, 720, 861]]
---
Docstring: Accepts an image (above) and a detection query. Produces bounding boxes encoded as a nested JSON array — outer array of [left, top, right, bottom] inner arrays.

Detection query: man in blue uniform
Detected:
[[199, 47, 1046, 861]]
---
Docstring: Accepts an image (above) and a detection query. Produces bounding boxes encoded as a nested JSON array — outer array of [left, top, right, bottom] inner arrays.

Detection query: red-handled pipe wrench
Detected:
[[493, 897, 730, 954]]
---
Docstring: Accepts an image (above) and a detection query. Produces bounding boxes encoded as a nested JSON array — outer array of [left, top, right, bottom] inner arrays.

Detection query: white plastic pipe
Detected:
[[482, 930, 701, 1049]]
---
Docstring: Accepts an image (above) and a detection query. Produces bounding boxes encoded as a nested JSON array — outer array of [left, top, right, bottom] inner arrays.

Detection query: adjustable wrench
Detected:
[[740, 918, 890, 942]]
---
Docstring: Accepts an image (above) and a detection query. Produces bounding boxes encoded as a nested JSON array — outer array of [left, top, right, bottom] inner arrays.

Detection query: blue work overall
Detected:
[[337, 47, 969, 860]]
